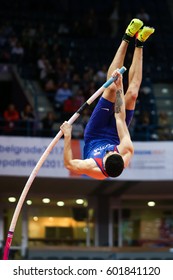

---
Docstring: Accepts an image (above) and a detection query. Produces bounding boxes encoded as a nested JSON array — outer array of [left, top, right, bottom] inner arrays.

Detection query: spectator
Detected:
[[3, 103, 20, 135], [54, 57, 74, 85], [71, 72, 81, 94], [63, 96, 78, 120], [157, 111, 171, 140], [41, 111, 57, 137], [74, 88, 85, 107], [11, 41, 24, 67], [134, 111, 154, 141], [63, 90, 85, 120], [20, 104, 36, 136], [94, 64, 107, 86], [54, 81, 73, 112], [37, 54, 54, 88]]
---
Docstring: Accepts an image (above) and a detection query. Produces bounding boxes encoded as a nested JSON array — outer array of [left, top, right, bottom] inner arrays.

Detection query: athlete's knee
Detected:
[[126, 86, 139, 102], [125, 83, 140, 109]]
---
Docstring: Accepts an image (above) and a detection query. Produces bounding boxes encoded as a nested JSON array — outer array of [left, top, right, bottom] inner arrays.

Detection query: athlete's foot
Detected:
[[136, 26, 155, 42], [125, 18, 143, 37]]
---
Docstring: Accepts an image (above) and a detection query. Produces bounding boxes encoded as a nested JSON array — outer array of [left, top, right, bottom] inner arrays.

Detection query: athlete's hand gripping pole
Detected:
[[3, 66, 126, 260]]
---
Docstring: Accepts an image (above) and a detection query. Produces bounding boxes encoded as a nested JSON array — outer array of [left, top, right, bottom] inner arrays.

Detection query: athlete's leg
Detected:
[[125, 26, 155, 110], [103, 19, 143, 103], [125, 47, 143, 110]]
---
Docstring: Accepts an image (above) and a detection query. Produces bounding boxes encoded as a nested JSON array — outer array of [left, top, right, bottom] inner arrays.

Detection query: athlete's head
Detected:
[[105, 153, 124, 177]]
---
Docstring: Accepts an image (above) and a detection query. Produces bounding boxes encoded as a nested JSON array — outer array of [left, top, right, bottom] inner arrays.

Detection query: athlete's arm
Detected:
[[116, 118, 134, 167], [60, 122, 106, 179], [113, 71, 134, 167]]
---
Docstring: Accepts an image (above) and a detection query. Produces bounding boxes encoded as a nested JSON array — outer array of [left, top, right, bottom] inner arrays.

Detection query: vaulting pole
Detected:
[[3, 66, 126, 260]]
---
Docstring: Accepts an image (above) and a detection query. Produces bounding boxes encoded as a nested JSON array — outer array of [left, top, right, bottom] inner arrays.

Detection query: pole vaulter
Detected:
[[3, 66, 126, 260]]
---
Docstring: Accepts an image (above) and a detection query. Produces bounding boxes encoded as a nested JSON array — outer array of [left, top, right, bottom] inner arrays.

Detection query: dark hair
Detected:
[[105, 154, 124, 178]]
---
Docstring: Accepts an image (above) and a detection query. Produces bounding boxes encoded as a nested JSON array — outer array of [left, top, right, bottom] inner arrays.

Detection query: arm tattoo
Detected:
[[115, 89, 123, 113]]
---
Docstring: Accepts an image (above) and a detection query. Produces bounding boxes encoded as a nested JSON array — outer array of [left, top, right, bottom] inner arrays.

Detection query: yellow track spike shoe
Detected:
[[137, 26, 155, 42], [125, 18, 143, 37]]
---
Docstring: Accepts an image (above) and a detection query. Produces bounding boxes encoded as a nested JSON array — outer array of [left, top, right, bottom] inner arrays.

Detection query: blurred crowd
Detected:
[[0, 0, 172, 140]]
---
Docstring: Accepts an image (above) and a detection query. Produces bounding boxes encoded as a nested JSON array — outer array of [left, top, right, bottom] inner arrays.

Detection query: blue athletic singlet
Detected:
[[83, 97, 134, 176]]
